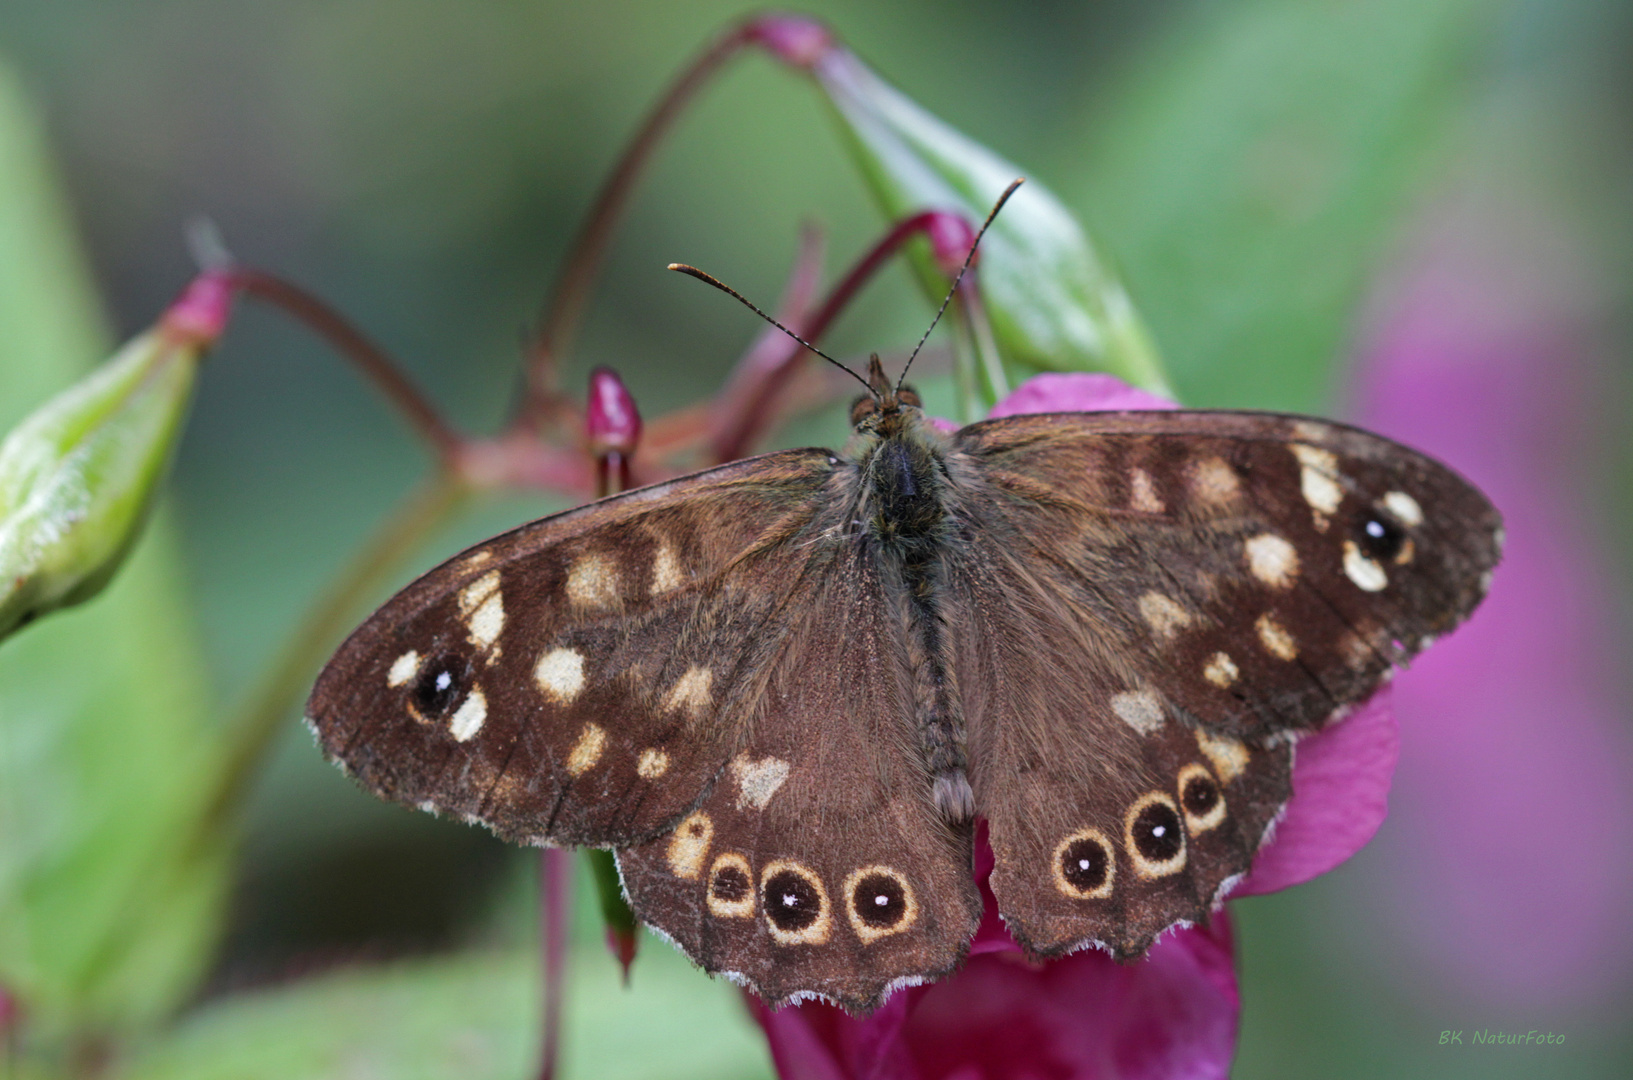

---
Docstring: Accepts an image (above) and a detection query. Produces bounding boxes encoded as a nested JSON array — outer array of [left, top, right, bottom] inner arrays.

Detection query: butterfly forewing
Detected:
[[944, 410, 1500, 955], [307, 449, 844, 848]]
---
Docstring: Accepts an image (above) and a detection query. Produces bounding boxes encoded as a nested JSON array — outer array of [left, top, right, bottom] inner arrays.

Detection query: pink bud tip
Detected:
[[586, 367, 642, 456], [161, 270, 235, 345], [925, 212, 979, 278], [0, 984, 20, 1033], [747, 14, 834, 69], [605, 926, 638, 985]]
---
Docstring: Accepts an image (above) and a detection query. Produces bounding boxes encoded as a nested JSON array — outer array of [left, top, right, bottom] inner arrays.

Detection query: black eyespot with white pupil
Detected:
[[1182, 773, 1220, 818], [1060, 837, 1111, 892], [764, 869, 822, 932], [851, 873, 908, 929], [1132, 802, 1184, 862], [1357, 512, 1407, 562], [711, 865, 751, 904], [411, 654, 470, 719]]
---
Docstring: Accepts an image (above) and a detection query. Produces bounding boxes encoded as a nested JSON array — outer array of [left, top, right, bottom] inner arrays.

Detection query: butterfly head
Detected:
[[849, 354, 924, 435]]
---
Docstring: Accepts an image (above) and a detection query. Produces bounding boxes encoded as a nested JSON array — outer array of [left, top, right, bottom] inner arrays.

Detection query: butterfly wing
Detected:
[[944, 410, 1500, 956], [616, 532, 981, 1011], [308, 449, 847, 848]]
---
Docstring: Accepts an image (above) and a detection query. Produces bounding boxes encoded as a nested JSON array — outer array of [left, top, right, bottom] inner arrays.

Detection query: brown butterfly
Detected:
[[306, 194, 1501, 1012]]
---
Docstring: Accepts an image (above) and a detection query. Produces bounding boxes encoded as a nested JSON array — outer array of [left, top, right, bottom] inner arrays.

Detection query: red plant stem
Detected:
[[538, 847, 573, 1080], [710, 211, 947, 463], [518, 20, 760, 428], [228, 270, 464, 462]]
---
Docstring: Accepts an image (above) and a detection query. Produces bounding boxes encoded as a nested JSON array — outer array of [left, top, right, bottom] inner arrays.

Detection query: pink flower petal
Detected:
[[988, 372, 1180, 417], [1234, 691, 1399, 896]]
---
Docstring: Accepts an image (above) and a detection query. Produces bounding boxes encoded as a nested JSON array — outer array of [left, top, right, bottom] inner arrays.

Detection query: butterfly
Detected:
[[307, 346, 1500, 1011]]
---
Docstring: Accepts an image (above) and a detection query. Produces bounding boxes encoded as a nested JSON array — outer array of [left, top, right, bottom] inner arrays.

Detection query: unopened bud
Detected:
[[747, 14, 834, 70], [585, 367, 642, 458], [924, 211, 979, 279], [0, 271, 230, 641]]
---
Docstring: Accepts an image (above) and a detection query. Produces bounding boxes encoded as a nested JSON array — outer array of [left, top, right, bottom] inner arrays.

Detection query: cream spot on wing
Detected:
[[1479, 569, 1495, 594], [650, 542, 685, 595], [1383, 490, 1424, 527], [1111, 690, 1165, 735], [566, 553, 621, 607], [1244, 533, 1300, 588], [1129, 468, 1164, 514], [1256, 612, 1298, 660], [1188, 456, 1240, 506], [387, 650, 421, 688], [665, 812, 713, 880], [1293, 443, 1343, 522], [1343, 540, 1389, 591], [730, 754, 791, 810], [706, 852, 755, 918], [468, 594, 504, 650], [1138, 592, 1192, 640], [459, 549, 493, 571], [448, 688, 487, 742], [1195, 729, 1250, 783], [534, 648, 586, 703], [459, 570, 499, 614], [565, 723, 606, 777], [1340, 631, 1373, 671], [636, 748, 670, 779], [1204, 652, 1239, 688], [663, 666, 714, 719]]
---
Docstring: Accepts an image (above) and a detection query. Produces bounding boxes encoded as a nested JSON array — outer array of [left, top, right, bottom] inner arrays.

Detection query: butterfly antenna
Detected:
[[896, 177, 1025, 394], [668, 263, 872, 394]]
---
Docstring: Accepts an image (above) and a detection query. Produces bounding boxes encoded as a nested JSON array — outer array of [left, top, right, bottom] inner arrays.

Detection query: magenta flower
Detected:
[[1343, 203, 1633, 1005], [749, 372, 1402, 1080]]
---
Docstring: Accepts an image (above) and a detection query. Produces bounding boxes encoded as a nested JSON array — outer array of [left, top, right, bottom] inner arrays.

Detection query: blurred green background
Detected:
[[2, 0, 1630, 1077]]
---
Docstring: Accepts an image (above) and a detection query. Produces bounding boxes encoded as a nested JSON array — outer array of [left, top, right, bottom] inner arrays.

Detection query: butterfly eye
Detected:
[[896, 385, 923, 408], [850, 396, 879, 425], [1356, 510, 1408, 562]]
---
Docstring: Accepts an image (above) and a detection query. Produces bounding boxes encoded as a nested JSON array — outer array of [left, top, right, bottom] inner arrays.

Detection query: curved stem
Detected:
[[710, 211, 947, 462], [230, 270, 465, 462], [205, 472, 471, 827], [517, 21, 759, 428]]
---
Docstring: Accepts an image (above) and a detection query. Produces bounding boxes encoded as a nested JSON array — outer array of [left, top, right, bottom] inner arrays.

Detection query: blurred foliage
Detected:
[[0, 0, 1628, 1078], [0, 62, 229, 1048]]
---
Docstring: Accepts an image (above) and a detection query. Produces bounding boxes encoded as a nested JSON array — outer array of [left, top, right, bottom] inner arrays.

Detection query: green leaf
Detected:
[[114, 943, 773, 1080], [0, 58, 229, 1047], [1063, 0, 1494, 412], [804, 41, 1171, 401]]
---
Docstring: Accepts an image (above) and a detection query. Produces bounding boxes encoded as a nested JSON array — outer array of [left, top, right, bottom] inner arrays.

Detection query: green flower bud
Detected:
[[759, 18, 1171, 399], [0, 271, 230, 641]]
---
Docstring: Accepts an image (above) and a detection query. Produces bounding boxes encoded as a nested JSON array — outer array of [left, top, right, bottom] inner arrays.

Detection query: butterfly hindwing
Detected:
[[306, 449, 845, 848], [944, 410, 1500, 955], [617, 539, 981, 1010]]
